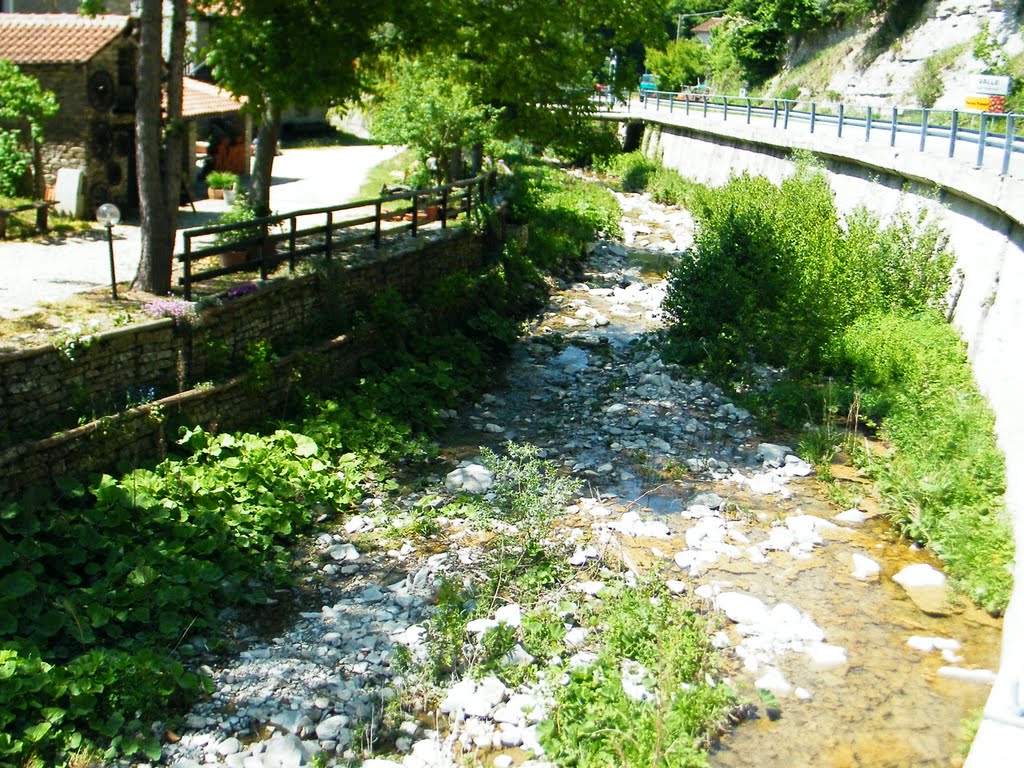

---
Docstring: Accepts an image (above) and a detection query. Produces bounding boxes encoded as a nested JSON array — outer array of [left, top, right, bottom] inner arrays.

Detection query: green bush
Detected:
[[839, 312, 1011, 612], [661, 160, 953, 380], [0, 129, 29, 198], [598, 151, 661, 192]]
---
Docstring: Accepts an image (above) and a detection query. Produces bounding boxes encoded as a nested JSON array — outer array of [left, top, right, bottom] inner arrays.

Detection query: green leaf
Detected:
[[0, 570, 36, 598], [23, 721, 52, 743], [292, 435, 318, 458]]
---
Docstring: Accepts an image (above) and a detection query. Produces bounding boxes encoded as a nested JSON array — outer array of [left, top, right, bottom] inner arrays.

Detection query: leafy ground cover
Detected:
[[599, 151, 1012, 614], [0, 156, 623, 766]]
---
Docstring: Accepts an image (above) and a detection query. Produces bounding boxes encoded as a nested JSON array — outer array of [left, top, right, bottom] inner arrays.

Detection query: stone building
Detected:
[[0, 12, 248, 215], [0, 13, 138, 214]]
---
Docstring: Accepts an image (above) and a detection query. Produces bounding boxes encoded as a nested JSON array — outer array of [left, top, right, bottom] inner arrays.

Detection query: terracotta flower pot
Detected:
[[209, 188, 224, 200]]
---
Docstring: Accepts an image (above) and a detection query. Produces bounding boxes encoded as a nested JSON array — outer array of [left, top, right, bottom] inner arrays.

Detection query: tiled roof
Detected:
[[0, 13, 131, 65], [691, 17, 725, 34], [179, 76, 246, 118]]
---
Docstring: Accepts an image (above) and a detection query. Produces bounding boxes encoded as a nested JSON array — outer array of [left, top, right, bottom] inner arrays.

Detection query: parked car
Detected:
[[638, 73, 657, 102]]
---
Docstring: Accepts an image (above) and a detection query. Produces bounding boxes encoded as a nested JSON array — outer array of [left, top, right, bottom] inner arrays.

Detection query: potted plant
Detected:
[[206, 170, 238, 200], [214, 194, 261, 267]]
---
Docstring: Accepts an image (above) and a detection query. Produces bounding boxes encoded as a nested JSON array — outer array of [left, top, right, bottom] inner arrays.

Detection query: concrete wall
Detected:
[[633, 116, 1024, 766]]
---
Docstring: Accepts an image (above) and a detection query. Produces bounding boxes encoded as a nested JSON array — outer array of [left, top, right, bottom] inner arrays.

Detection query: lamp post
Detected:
[[96, 203, 121, 300]]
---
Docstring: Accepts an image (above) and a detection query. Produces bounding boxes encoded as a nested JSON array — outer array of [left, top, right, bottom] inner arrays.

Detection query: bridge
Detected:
[[598, 93, 1024, 767]]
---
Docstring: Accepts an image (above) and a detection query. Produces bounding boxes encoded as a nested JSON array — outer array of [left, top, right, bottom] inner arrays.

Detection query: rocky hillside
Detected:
[[771, 0, 1024, 108]]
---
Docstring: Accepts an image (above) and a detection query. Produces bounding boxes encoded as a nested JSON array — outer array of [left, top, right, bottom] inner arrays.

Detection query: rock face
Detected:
[[783, 0, 1024, 107]]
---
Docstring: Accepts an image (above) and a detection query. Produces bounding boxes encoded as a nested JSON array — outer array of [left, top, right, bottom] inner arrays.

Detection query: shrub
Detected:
[[840, 312, 1011, 612], [662, 159, 953, 380], [598, 151, 660, 192], [0, 128, 30, 197]]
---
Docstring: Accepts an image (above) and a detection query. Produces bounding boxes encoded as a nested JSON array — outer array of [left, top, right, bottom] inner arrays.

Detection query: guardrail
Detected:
[[628, 91, 1024, 176], [177, 172, 496, 300]]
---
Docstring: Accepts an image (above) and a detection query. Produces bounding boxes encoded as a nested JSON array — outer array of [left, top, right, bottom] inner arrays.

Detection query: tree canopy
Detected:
[[0, 60, 58, 197]]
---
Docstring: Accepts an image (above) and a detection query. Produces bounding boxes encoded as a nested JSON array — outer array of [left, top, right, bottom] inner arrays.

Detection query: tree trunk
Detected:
[[470, 142, 483, 175], [132, 0, 171, 294], [160, 0, 187, 255], [29, 130, 44, 200], [250, 102, 281, 218]]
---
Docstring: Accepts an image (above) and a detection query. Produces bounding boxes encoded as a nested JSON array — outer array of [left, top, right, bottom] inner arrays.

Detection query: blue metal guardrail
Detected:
[[617, 90, 1023, 177]]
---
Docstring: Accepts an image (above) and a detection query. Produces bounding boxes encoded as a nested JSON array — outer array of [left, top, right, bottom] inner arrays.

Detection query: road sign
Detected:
[[971, 74, 1011, 96], [965, 95, 1007, 113]]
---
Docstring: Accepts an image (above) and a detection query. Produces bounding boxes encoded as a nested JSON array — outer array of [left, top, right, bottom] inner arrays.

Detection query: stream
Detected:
[[159, 182, 1002, 768], [436, 184, 1003, 767]]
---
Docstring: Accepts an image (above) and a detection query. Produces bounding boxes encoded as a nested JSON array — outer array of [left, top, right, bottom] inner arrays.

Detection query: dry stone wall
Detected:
[[0, 230, 487, 495]]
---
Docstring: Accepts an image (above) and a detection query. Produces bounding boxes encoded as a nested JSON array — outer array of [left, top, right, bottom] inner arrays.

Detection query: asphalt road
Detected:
[[0, 143, 403, 318]]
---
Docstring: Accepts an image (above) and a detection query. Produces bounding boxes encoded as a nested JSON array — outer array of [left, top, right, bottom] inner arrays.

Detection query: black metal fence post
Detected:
[[182, 236, 192, 301], [325, 210, 333, 260]]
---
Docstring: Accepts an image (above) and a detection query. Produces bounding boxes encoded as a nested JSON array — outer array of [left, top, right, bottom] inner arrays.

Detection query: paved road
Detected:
[[0, 144, 403, 318]]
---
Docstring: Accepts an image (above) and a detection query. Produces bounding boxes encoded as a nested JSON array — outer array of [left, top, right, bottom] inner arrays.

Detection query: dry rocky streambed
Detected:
[[155, 188, 1002, 768]]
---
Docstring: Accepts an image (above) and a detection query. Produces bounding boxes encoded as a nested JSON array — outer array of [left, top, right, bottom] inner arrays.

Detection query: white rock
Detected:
[[216, 738, 242, 756], [666, 579, 687, 594], [493, 755, 514, 768], [503, 644, 535, 667], [937, 667, 997, 685], [620, 660, 652, 701], [715, 592, 769, 625], [893, 563, 946, 589], [328, 543, 360, 562], [445, 464, 495, 494], [572, 581, 605, 596], [795, 687, 813, 701], [835, 508, 866, 523], [806, 643, 848, 668], [908, 636, 963, 653], [754, 667, 793, 697], [466, 618, 500, 635], [345, 515, 370, 533], [439, 678, 478, 715], [315, 714, 351, 742], [262, 735, 305, 768], [495, 603, 522, 628], [757, 443, 792, 467], [851, 553, 881, 580]]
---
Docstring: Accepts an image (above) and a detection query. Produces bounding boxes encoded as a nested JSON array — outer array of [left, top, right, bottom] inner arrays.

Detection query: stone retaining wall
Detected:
[[0, 229, 488, 494]]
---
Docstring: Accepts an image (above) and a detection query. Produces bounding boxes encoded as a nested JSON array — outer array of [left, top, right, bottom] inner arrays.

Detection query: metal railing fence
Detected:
[[621, 90, 1023, 176], [177, 172, 496, 300]]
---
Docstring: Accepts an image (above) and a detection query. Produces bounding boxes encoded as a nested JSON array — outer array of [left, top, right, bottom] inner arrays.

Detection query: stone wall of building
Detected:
[[24, 34, 136, 212], [0, 230, 488, 493]]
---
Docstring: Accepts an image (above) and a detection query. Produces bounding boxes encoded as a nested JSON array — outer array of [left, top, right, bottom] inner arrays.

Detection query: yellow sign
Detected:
[[966, 96, 991, 111]]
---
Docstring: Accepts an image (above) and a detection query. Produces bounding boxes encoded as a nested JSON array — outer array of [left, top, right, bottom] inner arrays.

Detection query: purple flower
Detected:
[[225, 282, 258, 299], [143, 298, 198, 322]]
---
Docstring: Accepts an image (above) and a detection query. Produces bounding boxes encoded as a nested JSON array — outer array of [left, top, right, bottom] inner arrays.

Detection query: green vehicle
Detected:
[[638, 73, 657, 102]]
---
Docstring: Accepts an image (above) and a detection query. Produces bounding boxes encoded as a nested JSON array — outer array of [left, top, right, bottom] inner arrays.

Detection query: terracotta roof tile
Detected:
[[178, 76, 246, 118], [691, 17, 725, 34], [0, 13, 131, 65]]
